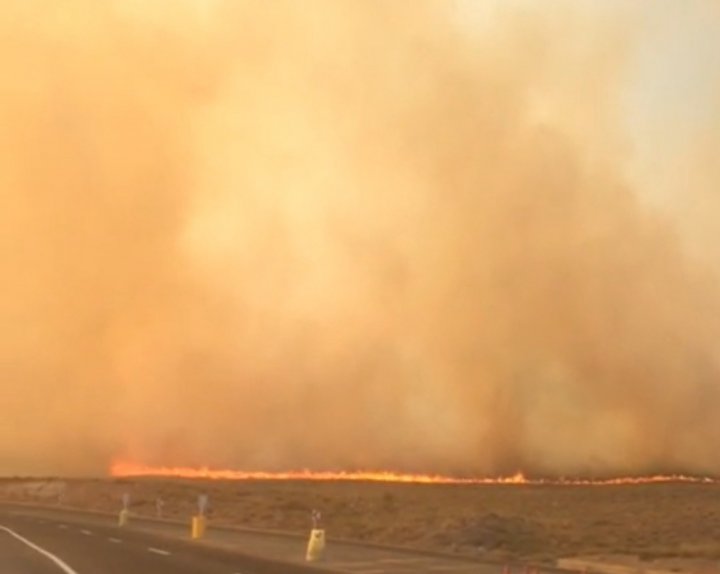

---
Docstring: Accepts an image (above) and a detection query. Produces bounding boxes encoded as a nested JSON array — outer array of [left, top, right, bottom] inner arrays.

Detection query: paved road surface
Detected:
[[0, 506, 324, 574], [0, 504, 510, 574]]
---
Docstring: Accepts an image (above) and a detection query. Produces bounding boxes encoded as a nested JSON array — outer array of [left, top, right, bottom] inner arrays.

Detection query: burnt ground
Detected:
[[1, 478, 718, 564]]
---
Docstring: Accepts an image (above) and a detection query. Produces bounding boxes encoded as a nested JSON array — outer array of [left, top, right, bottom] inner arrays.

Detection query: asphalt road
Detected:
[[0, 507, 324, 574], [0, 503, 515, 574]]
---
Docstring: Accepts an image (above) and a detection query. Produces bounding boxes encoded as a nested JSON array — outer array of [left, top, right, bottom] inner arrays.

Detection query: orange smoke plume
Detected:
[[109, 461, 715, 486]]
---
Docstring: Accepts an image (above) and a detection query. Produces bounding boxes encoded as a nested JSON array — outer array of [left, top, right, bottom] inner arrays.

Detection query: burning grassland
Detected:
[[109, 461, 716, 486]]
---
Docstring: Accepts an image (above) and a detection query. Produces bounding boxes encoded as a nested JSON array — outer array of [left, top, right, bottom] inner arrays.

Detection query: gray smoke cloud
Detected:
[[1, 0, 719, 477]]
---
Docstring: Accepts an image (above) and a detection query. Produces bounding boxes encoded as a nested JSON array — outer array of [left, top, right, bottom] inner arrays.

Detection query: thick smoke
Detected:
[[1, 0, 719, 477]]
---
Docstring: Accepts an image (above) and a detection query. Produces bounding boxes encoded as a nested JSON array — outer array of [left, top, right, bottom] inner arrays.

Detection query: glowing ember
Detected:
[[109, 461, 715, 485]]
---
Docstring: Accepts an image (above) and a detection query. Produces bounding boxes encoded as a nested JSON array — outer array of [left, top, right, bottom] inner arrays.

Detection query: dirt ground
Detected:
[[1, 478, 718, 565]]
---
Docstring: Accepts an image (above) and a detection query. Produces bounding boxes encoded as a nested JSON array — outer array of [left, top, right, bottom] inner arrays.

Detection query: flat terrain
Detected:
[[2, 478, 719, 565]]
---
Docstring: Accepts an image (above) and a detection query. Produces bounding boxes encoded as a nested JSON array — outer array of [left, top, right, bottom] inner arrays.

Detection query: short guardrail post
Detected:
[[191, 494, 208, 540], [118, 492, 130, 527], [305, 509, 325, 562]]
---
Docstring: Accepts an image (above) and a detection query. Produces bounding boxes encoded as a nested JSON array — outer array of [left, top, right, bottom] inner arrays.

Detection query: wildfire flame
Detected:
[[109, 461, 716, 486]]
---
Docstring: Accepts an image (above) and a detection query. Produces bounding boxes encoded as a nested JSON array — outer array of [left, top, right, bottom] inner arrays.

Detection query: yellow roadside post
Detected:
[[191, 493, 209, 540], [118, 493, 130, 527], [305, 509, 326, 562], [191, 515, 206, 539]]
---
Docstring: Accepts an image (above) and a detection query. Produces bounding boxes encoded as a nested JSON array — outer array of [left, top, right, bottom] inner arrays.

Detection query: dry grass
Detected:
[[2, 478, 719, 564]]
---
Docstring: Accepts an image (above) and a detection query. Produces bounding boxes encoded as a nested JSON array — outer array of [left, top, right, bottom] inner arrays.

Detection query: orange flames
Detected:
[[109, 461, 716, 485]]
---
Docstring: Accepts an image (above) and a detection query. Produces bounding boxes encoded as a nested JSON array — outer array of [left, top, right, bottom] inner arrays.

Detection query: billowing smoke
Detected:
[[1, 0, 719, 477]]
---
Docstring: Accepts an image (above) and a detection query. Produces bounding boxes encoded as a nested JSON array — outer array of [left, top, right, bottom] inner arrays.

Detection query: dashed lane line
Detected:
[[148, 547, 172, 556]]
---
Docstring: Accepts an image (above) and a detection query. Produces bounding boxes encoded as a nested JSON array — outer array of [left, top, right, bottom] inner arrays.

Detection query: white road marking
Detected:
[[80, 529, 93, 536], [426, 566, 481, 572], [328, 562, 394, 571], [0, 525, 79, 574], [148, 547, 171, 556], [108, 537, 122, 543]]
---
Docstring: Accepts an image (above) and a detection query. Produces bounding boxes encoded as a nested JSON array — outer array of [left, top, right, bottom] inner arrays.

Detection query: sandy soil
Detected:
[[1, 478, 718, 565]]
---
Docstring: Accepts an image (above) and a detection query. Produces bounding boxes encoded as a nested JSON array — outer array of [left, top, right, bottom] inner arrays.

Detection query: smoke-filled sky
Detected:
[[1, 0, 719, 477]]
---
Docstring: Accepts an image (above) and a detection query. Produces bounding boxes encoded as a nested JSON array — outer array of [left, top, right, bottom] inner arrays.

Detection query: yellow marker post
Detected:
[[118, 492, 130, 527], [305, 528, 326, 562], [191, 515, 206, 539], [191, 493, 209, 540]]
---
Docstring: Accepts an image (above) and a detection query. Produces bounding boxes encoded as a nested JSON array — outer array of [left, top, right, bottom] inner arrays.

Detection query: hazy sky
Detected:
[[1, 0, 719, 477], [460, 0, 720, 255]]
